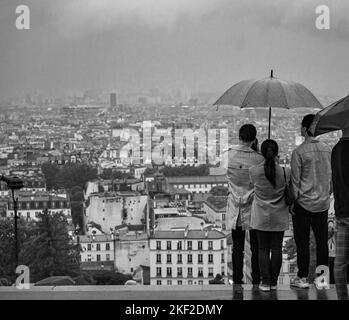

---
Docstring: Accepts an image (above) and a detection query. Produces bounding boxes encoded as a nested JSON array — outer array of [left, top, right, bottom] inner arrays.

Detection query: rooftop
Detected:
[[166, 176, 227, 184], [152, 229, 226, 239]]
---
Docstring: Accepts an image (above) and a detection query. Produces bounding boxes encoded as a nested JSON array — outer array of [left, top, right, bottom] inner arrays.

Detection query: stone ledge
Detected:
[[0, 284, 345, 300]]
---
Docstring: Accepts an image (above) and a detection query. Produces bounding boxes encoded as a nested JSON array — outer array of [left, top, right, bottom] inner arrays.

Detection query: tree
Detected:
[[160, 164, 210, 177], [41, 162, 98, 191], [41, 163, 59, 190], [210, 185, 229, 196], [19, 210, 81, 283], [89, 270, 132, 285], [0, 218, 35, 283]]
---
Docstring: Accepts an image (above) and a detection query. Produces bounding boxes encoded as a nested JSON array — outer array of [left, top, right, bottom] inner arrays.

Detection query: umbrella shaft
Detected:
[[268, 107, 271, 139]]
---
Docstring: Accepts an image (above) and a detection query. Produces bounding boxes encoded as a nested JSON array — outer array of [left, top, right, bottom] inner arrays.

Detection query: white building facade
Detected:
[[150, 229, 228, 286]]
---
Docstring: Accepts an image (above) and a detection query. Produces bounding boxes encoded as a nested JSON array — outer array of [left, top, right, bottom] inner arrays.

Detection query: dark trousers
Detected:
[[292, 202, 328, 278], [257, 230, 284, 286], [231, 227, 260, 284], [334, 218, 349, 300]]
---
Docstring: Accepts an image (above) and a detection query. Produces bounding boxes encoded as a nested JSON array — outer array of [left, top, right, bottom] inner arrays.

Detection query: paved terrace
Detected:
[[0, 284, 344, 300]]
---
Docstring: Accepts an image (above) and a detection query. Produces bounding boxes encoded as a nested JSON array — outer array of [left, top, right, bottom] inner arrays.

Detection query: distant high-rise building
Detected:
[[110, 92, 117, 108]]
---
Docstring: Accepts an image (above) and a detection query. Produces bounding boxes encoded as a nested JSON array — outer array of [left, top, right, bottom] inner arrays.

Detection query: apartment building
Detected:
[[150, 229, 228, 285], [77, 234, 115, 271], [6, 191, 71, 222], [85, 191, 148, 233], [166, 176, 228, 194]]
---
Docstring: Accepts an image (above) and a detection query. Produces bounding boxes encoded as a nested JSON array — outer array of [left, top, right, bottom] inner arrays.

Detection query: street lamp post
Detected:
[[1, 175, 24, 268]]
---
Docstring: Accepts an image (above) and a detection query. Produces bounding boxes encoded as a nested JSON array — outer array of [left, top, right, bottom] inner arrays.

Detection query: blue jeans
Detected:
[[257, 230, 284, 286]]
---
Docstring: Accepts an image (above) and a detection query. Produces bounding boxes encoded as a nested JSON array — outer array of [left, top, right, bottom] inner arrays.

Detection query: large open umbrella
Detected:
[[214, 70, 322, 138], [310, 94, 349, 137]]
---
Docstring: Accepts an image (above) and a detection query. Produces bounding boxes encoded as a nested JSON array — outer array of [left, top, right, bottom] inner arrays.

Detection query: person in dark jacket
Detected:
[[332, 127, 349, 300]]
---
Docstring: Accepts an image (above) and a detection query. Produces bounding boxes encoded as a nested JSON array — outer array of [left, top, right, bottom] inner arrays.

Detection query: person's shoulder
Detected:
[[292, 144, 303, 155], [253, 151, 264, 162], [317, 140, 332, 152]]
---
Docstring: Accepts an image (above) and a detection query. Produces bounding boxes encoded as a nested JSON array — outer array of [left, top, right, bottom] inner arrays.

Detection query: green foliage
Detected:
[[0, 218, 35, 283], [41, 162, 97, 230], [41, 162, 98, 192], [100, 168, 134, 180], [210, 185, 229, 196], [19, 210, 81, 283], [160, 164, 210, 177], [88, 270, 132, 285]]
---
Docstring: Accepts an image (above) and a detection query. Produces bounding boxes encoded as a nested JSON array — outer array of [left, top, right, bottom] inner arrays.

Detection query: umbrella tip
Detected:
[[270, 69, 274, 78]]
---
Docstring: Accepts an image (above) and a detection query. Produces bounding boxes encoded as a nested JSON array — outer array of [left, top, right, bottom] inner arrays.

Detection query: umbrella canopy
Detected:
[[310, 95, 349, 137], [214, 70, 322, 109], [214, 70, 322, 138]]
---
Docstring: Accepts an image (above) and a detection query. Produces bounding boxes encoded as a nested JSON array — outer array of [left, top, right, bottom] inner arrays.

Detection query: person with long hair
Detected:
[[249, 139, 290, 291]]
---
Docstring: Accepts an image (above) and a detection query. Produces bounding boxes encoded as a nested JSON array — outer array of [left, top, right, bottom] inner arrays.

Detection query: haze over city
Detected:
[[1, 0, 349, 99]]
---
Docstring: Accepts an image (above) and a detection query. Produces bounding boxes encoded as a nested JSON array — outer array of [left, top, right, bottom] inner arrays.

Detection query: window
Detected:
[[87, 244, 91, 251], [156, 267, 162, 277], [198, 254, 203, 264], [178, 280, 182, 285], [156, 254, 161, 264], [208, 254, 213, 264], [177, 254, 182, 264], [222, 223, 226, 230], [198, 241, 203, 250], [177, 267, 183, 277], [177, 241, 182, 250], [221, 266, 225, 276], [222, 214, 226, 221], [106, 243, 110, 251], [87, 254, 91, 262], [167, 280, 172, 285], [198, 280, 203, 285], [166, 267, 172, 277], [188, 254, 192, 264], [27, 212, 30, 218], [187, 241, 192, 250], [198, 267, 203, 277], [167, 254, 172, 263], [167, 241, 172, 250], [221, 253, 225, 263], [220, 240, 224, 249], [106, 254, 110, 261], [289, 264, 296, 273], [157, 280, 162, 285], [188, 280, 193, 285], [188, 267, 193, 277], [156, 241, 161, 250], [96, 244, 101, 251], [208, 267, 214, 277], [97, 254, 101, 261], [208, 241, 213, 250]]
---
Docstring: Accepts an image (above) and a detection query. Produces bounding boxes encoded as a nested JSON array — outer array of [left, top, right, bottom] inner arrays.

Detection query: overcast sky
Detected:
[[1, 0, 349, 98]]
